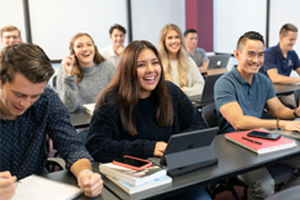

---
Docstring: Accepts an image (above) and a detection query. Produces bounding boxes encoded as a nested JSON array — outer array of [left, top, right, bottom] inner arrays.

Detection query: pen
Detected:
[[242, 137, 262, 145]]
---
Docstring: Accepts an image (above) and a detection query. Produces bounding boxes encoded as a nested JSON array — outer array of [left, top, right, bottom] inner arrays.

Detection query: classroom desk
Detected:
[[201, 68, 228, 76], [273, 83, 300, 95], [42, 170, 119, 200], [69, 108, 91, 128], [189, 95, 211, 108], [101, 134, 300, 200]]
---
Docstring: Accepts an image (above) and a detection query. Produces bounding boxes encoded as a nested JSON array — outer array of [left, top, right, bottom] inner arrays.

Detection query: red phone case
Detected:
[[112, 155, 152, 171]]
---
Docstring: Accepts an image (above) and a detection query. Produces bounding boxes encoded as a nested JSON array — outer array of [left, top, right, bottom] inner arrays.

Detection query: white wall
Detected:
[[131, 0, 185, 48], [0, 0, 27, 49], [4, 0, 185, 60], [28, 0, 128, 60], [269, 0, 300, 52], [213, 0, 267, 54]]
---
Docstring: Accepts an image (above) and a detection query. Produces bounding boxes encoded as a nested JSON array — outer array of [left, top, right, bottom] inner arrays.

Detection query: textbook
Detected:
[[83, 103, 95, 115], [11, 175, 82, 200], [99, 163, 167, 186], [225, 129, 297, 154], [105, 174, 172, 194]]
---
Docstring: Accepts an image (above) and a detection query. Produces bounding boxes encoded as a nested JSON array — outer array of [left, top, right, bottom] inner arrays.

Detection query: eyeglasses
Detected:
[[2, 35, 20, 40]]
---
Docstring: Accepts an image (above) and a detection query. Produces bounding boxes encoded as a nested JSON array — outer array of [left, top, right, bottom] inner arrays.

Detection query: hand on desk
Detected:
[[154, 141, 167, 157], [77, 172, 103, 198], [279, 120, 300, 132], [0, 171, 17, 200]]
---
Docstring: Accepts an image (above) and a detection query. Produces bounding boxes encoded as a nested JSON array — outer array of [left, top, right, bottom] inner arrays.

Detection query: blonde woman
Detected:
[[158, 24, 204, 96]]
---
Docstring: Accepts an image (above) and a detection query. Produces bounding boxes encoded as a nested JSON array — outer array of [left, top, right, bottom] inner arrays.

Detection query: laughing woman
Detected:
[[159, 24, 205, 97], [86, 40, 210, 200], [57, 33, 116, 112]]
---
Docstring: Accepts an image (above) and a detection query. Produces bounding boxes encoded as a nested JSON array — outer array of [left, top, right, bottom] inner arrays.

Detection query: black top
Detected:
[[86, 82, 208, 162]]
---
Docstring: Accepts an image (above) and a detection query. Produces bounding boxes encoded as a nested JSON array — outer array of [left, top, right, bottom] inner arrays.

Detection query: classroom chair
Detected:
[[266, 185, 300, 200]]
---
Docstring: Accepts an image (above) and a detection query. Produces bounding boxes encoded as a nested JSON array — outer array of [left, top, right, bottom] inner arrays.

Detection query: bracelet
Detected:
[[79, 169, 93, 175], [276, 118, 281, 130], [293, 109, 300, 118]]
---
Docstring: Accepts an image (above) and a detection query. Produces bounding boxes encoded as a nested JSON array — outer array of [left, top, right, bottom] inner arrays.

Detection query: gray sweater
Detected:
[[57, 61, 116, 112]]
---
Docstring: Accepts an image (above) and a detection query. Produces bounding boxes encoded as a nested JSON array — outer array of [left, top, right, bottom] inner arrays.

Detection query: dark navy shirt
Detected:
[[214, 68, 276, 133], [260, 43, 300, 76], [0, 87, 93, 179]]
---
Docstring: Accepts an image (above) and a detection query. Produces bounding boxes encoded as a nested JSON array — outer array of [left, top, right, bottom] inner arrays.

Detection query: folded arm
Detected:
[[220, 98, 300, 132], [267, 68, 300, 84]]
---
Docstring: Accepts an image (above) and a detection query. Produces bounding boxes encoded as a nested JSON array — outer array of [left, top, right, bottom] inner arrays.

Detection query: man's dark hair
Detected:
[[109, 24, 126, 35], [184, 29, 197, 37], [237, 31, 265, 50], [0, 43, 54, 85]]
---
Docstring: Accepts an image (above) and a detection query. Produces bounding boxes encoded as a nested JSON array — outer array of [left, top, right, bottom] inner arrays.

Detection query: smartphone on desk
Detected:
[[113, 155, 152, 171], [247, 130, 281, 140]]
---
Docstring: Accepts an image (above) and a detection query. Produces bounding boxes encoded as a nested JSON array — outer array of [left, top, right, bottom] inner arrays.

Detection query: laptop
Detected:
[[207, 55, 231, 69], [149, 127, 219, 175], [189, 73, 223, 107]]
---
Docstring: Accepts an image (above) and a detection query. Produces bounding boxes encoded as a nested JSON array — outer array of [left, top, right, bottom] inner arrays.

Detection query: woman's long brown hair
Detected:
[[95, 40, 174, 136], [69, 33, 106, 82]]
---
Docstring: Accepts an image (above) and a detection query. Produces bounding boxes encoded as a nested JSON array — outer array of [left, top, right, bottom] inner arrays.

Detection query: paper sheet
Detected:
[[12, 175, 82, 200]]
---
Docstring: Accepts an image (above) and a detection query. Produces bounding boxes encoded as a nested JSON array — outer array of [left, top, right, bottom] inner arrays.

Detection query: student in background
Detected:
[[214, 31, 300, 200], [0, 25, 22, 47], [86, 40, 210, 200], [57, 33, 116, 113], [260, 23, 300, 107], [184, 29, 209, 72], [100, 24, 126, 67], [158, 24, 205, 97], [0, 43, 103, 199]]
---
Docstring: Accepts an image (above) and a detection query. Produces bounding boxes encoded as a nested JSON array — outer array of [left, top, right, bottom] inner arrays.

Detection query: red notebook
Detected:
[[225, 129, 297, 154]]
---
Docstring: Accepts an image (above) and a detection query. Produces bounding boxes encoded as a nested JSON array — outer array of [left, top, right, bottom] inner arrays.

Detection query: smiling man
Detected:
[[1, 25, 22, 47], [100, 24, 126, 67], [214, 31, 300, 200], [260, 24, 300, 107], [184, 29, 209, 72], [0, 43, 103, 199]]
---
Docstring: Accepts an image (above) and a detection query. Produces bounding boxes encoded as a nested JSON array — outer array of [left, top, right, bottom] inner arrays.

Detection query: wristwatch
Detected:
[[293, 109, 300, 118]]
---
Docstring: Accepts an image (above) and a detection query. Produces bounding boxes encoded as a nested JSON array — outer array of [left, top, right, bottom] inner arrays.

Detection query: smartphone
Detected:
[[247, 131, 281, 140], [113, 155, 152, 171]]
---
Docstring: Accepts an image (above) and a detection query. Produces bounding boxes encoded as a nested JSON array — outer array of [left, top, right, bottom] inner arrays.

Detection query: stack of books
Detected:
[[99, 163, 172, 194]]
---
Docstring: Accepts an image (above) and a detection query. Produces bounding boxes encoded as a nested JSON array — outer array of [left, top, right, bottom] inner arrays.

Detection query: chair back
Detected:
[[52, 75, 57, 89], [266, 185, 300, 200], [202, 103, 218, 128]]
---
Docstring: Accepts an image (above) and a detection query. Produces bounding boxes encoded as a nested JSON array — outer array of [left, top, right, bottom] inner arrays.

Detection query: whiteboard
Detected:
[[28, 0, 128, 60], [131, 0, 185, 48], [269, 0, 300, 52], [213, 0, 267, 54], [0, 0, 26, 49]]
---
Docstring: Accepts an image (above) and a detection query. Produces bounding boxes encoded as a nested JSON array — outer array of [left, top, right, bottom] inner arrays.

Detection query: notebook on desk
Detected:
[[207, 55, 230, 69], [189, 73, 223, 106], [149, 127, 219, 176]]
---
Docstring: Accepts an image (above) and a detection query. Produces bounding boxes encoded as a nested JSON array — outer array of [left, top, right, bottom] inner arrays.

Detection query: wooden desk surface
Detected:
[[101, 134, 300, 200], [42, 170, 119, 200], [69, 108, 91, 128], [273, 83, 300, 95]]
